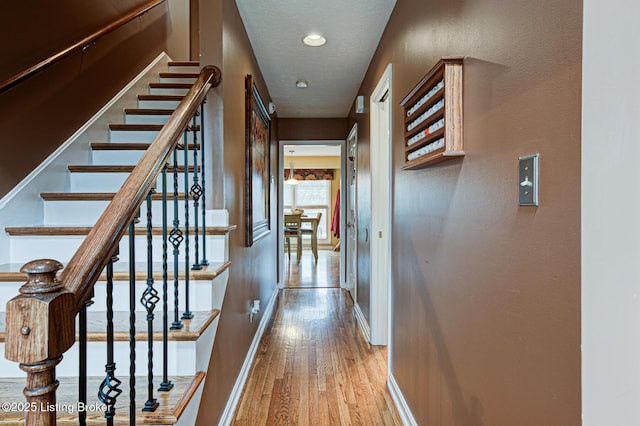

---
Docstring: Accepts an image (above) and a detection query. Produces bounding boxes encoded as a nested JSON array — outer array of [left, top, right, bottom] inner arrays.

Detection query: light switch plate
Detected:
[[518, 154, 539, 206]]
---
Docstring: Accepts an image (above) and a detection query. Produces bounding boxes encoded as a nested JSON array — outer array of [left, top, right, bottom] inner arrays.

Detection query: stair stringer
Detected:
[[0, 52, 173, 264], [188, 210, 232, 422]]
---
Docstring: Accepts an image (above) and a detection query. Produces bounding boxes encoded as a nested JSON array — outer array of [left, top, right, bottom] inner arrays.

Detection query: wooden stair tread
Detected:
[[0, 310, 219, 342], [108, 123, 199, 132], [4, 225, 237, 237], [158, 72, 199, 79], [149, 82, 193, 89], [168, 61, 199, 67], [90, 143, 200, 150], [0, 260, 231, 283], [67, 165, 199, 173], [0, 372, 205, 424], [124, 108, 175, 115], [85, 310, 218, 342], [40, 192, 191, 201], [107, 260, 231, 282], [138, 94, 184, 101]]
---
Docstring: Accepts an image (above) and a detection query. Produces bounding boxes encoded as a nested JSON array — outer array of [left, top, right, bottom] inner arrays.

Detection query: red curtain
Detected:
[[331, 189, 340, 238]]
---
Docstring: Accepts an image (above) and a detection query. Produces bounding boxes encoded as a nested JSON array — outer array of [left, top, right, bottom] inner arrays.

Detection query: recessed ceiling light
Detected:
[[303, 33, 327, 47], [296, 79, 308, 88]]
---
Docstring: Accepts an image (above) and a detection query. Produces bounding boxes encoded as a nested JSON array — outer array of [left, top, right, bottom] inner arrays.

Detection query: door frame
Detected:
[[345, 124, 358, 300], [369, 64, 392, 346], [277, 139, 347, 288]]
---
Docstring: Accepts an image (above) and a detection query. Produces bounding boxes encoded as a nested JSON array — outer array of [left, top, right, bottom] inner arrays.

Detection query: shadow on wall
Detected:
[[463, 58, 510, 116], [393, 157, 486, 425], [0, 7, 168, 200]]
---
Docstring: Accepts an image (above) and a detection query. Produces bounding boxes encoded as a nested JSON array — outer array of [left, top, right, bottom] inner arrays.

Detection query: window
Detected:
[[284, 180, 333, 243]]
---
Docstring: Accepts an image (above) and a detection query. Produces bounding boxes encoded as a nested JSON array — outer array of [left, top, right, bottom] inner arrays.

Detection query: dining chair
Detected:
[[284, 213, 302, 262]]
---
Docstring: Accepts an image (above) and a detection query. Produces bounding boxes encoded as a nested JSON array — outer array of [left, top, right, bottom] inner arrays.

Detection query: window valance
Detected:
[[284, 168, 334, 181]]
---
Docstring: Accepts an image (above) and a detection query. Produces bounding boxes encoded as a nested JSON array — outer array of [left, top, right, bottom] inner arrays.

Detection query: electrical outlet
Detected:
[[249, 299, 260, 323]]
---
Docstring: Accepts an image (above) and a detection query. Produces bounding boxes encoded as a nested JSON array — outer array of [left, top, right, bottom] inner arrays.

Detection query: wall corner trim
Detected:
[[218, 285, 279, 426], [388, 373, 418, 426]]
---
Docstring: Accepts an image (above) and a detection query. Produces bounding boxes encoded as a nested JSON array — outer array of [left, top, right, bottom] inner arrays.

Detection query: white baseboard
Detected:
[[218, 286, 279, 426], [353, 301, 371, 343], [388, 373, 418, 426]]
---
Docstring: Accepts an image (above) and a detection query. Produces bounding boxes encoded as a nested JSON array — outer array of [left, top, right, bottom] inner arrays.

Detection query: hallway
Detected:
[[231, 287, 400, 425]]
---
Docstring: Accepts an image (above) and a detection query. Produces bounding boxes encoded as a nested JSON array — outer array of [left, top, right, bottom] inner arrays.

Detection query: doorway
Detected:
[[345, 124, 358, 300], [278, 141, 347, 289]]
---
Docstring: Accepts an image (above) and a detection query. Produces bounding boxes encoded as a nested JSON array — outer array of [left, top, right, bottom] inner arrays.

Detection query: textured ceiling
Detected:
[[235, 0, 396, 118]]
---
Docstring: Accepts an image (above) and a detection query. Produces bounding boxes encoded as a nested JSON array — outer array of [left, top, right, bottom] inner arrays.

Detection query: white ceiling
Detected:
[[235, 0, 397, 118]]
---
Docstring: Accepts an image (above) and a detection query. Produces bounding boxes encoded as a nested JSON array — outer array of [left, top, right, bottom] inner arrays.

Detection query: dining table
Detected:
[[300, 213, 321, 262]]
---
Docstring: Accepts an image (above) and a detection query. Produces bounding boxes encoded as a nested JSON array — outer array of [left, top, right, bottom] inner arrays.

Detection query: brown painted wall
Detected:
[[279, 117, 348, 140], [196, 0, 278, 423], [350, 0, 582, 424], [0, 0, 170, 198]]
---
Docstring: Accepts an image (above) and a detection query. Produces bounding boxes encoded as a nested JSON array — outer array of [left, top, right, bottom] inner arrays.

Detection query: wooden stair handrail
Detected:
[[0, 0, 166, 94], [60, 65, 221, 312]]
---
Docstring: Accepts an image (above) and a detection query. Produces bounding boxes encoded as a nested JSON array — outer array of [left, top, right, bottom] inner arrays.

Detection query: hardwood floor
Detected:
[[232, 289, 401, 425], [283, 249, 340, 288]]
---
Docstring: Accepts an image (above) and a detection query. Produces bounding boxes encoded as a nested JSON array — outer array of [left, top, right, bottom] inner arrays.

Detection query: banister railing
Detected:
[[4, 65, 221, 425], [0, 0, 166, 94]]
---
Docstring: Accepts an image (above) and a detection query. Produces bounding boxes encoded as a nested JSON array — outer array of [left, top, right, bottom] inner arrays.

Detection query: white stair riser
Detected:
[[43, 198, 199, 226], [149, 87, 191, 96], [138, 99, 182, 109], [0, 278, 215, 312], [0, 340, 198, 378], [168, 66, 200, 73], [159, 77, 197, 84], [109, 129, 196, 144], [70, 171, 190, 192], [91, 148, 196, 165], [91, 150, 145, 165], [9, 234, 226, 265], [124, 114, 172, 125]]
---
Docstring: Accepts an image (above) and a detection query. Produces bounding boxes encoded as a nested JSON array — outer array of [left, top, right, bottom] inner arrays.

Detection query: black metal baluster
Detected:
[[199, 101, 209, 267], [182, 129, 193, 321], [191, 113, 203, 271], [129, 211, 140, 425], [141, 188, 159, 412], [170, 146, 184, 330], [159, 165, 174, 392], [78, 290, 94, 426], [99, 250, 122, 426]]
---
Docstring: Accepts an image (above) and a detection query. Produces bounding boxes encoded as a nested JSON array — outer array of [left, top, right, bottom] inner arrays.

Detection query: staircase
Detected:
[[0, 59, 231, 425]]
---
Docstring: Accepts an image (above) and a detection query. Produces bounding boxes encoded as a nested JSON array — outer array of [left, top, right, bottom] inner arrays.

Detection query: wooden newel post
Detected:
[[4, 259, 76, 426]]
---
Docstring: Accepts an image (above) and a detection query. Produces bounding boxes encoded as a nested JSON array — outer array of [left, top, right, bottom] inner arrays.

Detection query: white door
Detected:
[[346, 124, 358, 299]]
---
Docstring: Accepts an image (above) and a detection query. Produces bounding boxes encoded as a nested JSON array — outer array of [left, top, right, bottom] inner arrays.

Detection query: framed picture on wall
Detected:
[[245, 74, 271, 246]]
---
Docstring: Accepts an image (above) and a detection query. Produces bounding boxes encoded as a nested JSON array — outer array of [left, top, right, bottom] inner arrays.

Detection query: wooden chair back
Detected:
[[284, 213, 302, 234]]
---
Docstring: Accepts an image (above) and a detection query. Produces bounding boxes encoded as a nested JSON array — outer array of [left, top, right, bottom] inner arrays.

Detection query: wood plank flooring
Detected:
[[231, 289, 401, 425], [283, 249, 340, 288]]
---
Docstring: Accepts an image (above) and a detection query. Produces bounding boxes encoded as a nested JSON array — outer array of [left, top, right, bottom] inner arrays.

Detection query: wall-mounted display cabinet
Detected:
[[400, 56, 464, 170]]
